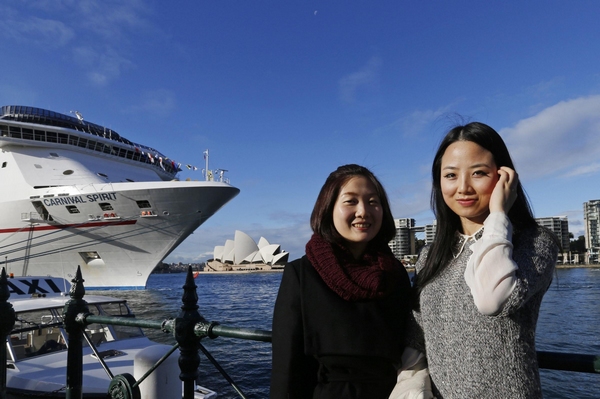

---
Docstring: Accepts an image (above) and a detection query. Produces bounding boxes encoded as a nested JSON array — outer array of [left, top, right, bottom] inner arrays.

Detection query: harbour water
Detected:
[[91, 267, 600, 399]]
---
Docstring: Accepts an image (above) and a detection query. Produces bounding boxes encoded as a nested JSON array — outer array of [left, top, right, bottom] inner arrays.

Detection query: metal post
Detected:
[[175, 267, 205, 399], [63, 266, 90, 399], [0, 269, 15, 399]]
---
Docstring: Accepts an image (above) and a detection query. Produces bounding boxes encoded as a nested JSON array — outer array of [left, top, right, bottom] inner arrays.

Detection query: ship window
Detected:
[[0, 125, 7, 137], [9, 126, 22, 138], [2, 162, 6, 168], [99, 203, 113, 211], [34, 164, 42, 169], [66, 206, 80, 214], [126, 178, 134, 182], [78, 138, 88, 148], [22, 128, 34, 140], [68, 136, 78, 146], [80, 251, 101, 261], [34, 130, 45, 141], [63, 170, 74, 175], [49, 153, 59, 158], [136, 200, 151, 209], [47, 132, 58, 143], [98, 173, 108, 178], [57, 133, 68, 144], [87, 140, 97, 150]]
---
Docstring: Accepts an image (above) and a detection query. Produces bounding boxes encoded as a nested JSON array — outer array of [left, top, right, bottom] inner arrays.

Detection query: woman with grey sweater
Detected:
[[391, 122, 559, 399]]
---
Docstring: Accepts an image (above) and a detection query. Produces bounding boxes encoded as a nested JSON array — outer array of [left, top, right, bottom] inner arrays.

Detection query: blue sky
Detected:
[[2, 1, 600, 263]]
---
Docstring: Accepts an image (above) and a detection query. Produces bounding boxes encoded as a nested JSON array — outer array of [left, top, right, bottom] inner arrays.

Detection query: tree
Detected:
[[570, 235, 585, 253]]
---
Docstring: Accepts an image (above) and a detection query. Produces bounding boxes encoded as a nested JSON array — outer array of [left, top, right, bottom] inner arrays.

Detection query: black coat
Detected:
[[270, 255, 411, 399]]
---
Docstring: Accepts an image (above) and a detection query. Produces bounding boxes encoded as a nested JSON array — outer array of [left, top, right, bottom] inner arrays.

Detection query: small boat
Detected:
[[5, 275, 217, 398]]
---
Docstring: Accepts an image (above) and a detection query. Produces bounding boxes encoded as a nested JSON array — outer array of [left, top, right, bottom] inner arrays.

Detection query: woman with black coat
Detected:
[[270, 164, 411, 399]]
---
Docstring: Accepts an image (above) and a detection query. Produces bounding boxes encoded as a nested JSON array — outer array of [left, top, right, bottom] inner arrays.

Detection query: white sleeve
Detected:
[[464, 212, 518, 315], [389, 348, 434, 399]]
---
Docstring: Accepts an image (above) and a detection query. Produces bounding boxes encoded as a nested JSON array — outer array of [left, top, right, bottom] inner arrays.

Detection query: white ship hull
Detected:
[[0, 106, 239, 289]]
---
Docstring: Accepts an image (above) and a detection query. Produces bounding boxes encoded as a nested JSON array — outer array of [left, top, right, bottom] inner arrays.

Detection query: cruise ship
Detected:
[[0, 105, 239, 289]]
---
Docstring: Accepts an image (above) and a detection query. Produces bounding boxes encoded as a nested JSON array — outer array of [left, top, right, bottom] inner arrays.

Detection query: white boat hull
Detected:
[[0, 181, 238, 289], [6, 276, 217, 398]]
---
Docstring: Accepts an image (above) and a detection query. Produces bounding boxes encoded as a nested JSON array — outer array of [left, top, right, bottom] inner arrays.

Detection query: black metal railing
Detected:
[[0, 266, 598, 399]]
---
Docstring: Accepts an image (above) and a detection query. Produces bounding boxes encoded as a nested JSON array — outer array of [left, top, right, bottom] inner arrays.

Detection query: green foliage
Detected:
[[570, 235, 585, 253]]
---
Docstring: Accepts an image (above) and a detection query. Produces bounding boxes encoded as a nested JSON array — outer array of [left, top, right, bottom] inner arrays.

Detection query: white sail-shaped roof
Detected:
[[257, 237, 270, 249], [234, 230, 259, 263], [272, 252, 289, 265], [223, 239, 235, 263], [260, 244, 281, 264], [210, 231, 289, 266], [213, 245, 224, 261], [242, 251, 263, 264]]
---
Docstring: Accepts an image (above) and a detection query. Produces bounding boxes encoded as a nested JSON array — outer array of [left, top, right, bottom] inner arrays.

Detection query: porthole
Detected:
[[99, 202, 114, 211], [63, 170, 74, 175], [98, 173, 108, 178], [49, 152, 59, 157], [136, 200, 151, 209], [66, 205, 80, 214]]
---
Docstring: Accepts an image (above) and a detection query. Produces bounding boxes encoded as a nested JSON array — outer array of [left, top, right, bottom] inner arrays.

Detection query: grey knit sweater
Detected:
[[407, 224, 558, 399]]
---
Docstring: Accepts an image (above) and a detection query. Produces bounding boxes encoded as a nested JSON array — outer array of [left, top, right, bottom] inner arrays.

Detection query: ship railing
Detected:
[[0, 268, 598, 399], [20, 211, 45, 223]]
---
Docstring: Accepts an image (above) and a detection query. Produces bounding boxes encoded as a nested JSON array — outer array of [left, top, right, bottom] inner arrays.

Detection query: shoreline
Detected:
[[194, 264, 600, 275], [555, 264, 600, 269], [196, 269, 284, 275]]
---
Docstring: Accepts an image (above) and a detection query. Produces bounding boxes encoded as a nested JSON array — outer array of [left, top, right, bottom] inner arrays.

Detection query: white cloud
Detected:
[[390, 177, 432, 221], [563, 162, 600, 178], [370, 99, 466, 141], [339, 57, 382, 103], [127, 90, 177, 117], [0, 16, 74, 47], [74, 46, 135, 86], [75, 0, 151, 41], [3, 1, 153, 86], [500, 95, 600, 179]]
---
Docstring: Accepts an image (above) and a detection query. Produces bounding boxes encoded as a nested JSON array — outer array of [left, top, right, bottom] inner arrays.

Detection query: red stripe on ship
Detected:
[[0, 220, 137, 234]]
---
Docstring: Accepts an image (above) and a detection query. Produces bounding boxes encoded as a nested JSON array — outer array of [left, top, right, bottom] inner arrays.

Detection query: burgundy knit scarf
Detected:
[[305, 233, 402, 301]]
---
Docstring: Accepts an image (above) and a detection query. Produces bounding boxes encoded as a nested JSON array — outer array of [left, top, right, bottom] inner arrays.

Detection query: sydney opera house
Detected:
[[205, 230, 289, 272]]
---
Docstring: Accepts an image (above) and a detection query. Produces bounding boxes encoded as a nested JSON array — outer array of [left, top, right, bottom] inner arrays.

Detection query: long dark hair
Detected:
[[414, 122, 537, 296], [310, 164, 396, 248]]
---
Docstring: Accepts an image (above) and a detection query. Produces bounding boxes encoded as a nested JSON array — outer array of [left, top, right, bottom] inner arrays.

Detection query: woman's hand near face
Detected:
[[489, 166, 518, 214]]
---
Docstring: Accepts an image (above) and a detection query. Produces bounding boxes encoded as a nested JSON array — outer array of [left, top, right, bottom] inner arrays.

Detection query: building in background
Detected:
[[584, 199, 600, 263], [389, 218, 426, 263], [207, 230, 289, 272], [535, 216, 570, 252], [424, 221, 437, 245], [389, 218, 415, 260]]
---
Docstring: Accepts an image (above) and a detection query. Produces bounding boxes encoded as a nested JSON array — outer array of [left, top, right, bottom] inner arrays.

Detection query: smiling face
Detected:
[[332, 176, 383, 259], [440, 140, 499, 235]]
